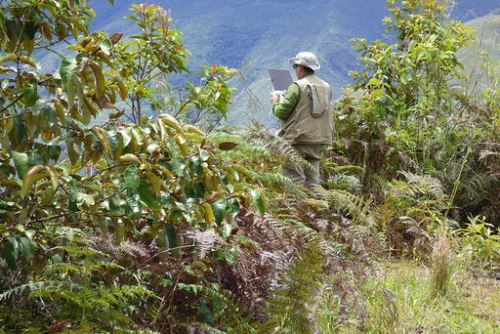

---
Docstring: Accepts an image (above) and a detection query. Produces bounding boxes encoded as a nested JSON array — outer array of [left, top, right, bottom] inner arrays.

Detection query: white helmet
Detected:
[[289, 51, 320, 71]]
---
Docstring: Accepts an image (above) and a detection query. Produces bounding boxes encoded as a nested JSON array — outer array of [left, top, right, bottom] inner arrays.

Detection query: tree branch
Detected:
[[0, 94, 24, 114], [87, 163, 132, 180], [27, 188, 127, 224]]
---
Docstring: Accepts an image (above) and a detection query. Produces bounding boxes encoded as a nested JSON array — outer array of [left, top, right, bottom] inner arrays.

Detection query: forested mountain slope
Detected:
[[88, 0, 498, 124], [459, 10, 500, 92]]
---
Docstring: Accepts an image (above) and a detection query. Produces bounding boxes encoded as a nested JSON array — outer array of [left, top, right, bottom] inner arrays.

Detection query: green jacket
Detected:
[[272, 82, 301, 120]]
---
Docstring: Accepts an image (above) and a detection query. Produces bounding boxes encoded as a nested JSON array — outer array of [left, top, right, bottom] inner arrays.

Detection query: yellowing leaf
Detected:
[[231, 164, 252, 178], [89, 61, 106, 98], [21, 165, 45, 197], [83, 95, 98, 117], [92, 127, 111, 154], [183, 132, 204, 142], [155, 165, 175, 181], [144, 171, 161, 194], [202, 203, 215, 226], [175, 135, 189, 156], [40, 168, 59, 205], [0, 53, 17, 64], [115, 80, 128, 100], [2, 116, 14, 136], [52, 99, 66, 124], [20, 165, 57, 199], [119, 153, 140, 163], [19, 55, 37, 68], [159, 114, 184, 133], [184, 124, 206, 136]]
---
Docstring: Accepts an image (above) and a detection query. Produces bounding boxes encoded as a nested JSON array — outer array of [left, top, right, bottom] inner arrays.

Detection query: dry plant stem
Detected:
[[431, 232, 452, 295], [444, 147, 470, 219]]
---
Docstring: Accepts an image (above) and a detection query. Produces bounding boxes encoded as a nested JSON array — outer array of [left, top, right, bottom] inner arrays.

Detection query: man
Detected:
[[271, 51, 333, 186]]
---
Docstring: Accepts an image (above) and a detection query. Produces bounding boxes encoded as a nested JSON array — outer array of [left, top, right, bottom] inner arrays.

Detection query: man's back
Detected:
[[279, 74, 333, 145]]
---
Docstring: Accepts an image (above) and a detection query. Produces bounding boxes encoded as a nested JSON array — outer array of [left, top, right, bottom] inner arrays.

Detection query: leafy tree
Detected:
[[113, 4, 188, 124], [340, 0, 474, 177], [334, 0, 498, 223], [112, 4, 236, 126], [0, 1, 260, 331]]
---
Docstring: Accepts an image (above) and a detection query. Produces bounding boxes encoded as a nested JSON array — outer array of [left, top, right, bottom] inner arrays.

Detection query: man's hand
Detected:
[[271, 90, 284, 103]]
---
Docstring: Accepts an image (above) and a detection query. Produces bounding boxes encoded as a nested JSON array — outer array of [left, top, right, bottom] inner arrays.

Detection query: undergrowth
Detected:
[[359, 261, 500, 334]]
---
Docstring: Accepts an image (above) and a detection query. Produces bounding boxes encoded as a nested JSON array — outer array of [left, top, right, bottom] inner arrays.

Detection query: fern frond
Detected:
[[0, 281, 45, 301], [244, 127, 315, 172], [87, 261, 124, 272], [326, 173, 362, 193], [188, 323, 228, 334], [460, 174, 499, 202], [259, 237, 324, 334], [117, 240, 149, 259], [253, 172, 308, 198], [55, 244, 108, 258], [184, 229, 225, 259], [208, 131, 273, 161], [29, 282, 88, 307], [326, 164, 365, 175], [317, 188, 374, 226], [262, 135, 315, 172], [400, 171, 446, 200], [111, 284, 157, 302]]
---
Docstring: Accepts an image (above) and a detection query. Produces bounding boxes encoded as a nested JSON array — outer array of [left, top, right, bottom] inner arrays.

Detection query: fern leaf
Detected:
[[259, 237, 324, 334]]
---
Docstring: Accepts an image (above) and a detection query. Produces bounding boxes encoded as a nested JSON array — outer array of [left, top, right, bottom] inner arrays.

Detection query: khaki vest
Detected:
[[279, 75, 333, 145]]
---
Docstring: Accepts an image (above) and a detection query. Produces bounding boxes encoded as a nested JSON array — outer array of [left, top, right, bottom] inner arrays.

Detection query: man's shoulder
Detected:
[[295, 75, 329, 87], [286, 82, 301, 92]]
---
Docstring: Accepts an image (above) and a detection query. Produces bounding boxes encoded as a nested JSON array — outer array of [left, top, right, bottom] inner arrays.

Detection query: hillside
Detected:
[[459, 11, 500, 93], [87, 0, 498, 125]]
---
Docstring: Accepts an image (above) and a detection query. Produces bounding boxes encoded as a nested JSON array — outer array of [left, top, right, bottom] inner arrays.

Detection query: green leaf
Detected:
[[18, 237, 35, 260], [368, 77, 382, 87], [250, 189, 266, 215], [138, 180, 161, 210], [100, 39, 112, 55], [12, 114, 26, 147], [124, 165, 140, 193], [119, 128, 132, 147], [211, 199, 227, 225], [59, 57, 77, 85], [66, 137, 81, 165], [12, 151, 29, 178], [165, 223, 178, 248], [222, 223, 233, 239], [126, 194, 141, 220], [76, 192, 95, 206], [108, 129, 123, 160], [40, 106, 57, 126], [3, 239, 18, 269], [198, 298, 214, 324], [23, 82, 37, 107], [68, 181, 80, 212], [227, 198, 240, 217], [131, 127, 144, 146], [199, 149, 210, 162]]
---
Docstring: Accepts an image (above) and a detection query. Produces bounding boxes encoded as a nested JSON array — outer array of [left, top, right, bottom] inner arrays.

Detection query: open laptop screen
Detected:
[[269, 69, 293, 91]]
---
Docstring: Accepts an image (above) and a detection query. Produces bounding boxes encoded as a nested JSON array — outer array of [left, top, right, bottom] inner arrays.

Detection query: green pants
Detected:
[[282, 144, 322, 185]]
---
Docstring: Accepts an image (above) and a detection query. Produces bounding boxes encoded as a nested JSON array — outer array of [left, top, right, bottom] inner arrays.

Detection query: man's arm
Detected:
[[272, 83, 300, 120]]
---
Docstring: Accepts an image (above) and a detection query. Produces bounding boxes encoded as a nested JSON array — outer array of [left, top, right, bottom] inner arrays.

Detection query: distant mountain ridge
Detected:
[[458, 11, 500, 93], [85, 0, 499, 124]]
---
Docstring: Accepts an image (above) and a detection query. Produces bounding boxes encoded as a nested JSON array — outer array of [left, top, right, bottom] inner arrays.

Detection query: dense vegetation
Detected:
[[0, 0, 498, 333]]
